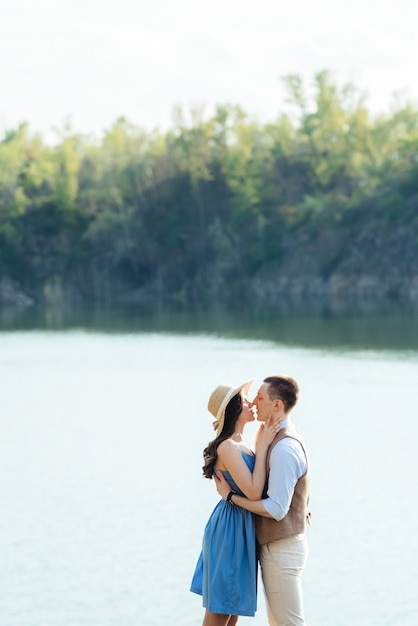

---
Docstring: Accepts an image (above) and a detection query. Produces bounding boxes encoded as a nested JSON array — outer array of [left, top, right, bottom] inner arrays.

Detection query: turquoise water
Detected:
[[1, 314, 417, 625]]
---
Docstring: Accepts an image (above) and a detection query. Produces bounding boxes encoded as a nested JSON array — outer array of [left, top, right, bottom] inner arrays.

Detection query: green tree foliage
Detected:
[[0, 72, 416, 305]]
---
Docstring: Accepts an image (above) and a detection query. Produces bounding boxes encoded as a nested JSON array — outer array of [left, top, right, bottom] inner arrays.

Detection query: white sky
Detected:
[[1, 0, 417, 141]]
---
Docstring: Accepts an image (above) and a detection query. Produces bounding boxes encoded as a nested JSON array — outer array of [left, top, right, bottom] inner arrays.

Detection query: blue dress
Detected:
[[190, 451, 257, 616]]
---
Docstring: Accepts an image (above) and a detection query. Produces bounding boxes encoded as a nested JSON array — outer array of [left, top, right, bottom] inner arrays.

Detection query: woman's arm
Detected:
[[216, 416, 280, 500]]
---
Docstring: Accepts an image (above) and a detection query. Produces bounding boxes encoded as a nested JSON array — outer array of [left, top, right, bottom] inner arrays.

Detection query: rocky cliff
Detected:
[[1, 215, 417, 314]]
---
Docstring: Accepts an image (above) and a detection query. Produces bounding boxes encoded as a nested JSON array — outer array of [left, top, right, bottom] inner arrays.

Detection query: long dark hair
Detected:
[[202, 392, 243, 479]]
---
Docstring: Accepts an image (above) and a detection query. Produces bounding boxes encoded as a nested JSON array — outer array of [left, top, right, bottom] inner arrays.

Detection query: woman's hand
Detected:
[[255, 414, 283, 449]]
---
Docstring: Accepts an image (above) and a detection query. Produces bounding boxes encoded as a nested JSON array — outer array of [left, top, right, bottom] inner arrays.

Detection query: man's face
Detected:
[[253, 382, 275, 422]]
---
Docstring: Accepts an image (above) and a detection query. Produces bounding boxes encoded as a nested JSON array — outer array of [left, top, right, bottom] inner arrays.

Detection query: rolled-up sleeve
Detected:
[[261, 438, 307, 521]]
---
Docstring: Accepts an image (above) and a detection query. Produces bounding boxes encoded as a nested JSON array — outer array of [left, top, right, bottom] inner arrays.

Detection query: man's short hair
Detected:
[[264, 375, 299, 412]]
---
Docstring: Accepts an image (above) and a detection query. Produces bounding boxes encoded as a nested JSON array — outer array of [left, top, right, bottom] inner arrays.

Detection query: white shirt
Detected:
[[262, 418, 307, 521]]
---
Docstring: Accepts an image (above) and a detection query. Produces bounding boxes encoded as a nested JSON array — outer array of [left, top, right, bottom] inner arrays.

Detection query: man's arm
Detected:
[[214, 470, 274, 518], [214, 438, 307, 520]]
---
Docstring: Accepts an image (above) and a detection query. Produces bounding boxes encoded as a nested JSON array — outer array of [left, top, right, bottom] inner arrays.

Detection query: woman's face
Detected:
[[237, 392, 256, 425]]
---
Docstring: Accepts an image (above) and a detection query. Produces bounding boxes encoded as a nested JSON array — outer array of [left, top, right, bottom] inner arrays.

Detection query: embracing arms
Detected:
[[216, 438, 307, 520], [215, 469, 274, 517]]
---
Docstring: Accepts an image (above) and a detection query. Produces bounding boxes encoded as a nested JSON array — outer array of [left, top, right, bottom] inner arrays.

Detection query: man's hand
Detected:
[[214, 470, 231, 500], [215, 468, 273, 517]]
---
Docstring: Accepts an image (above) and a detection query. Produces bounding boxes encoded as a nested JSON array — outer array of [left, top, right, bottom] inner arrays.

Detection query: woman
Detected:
[[190, 380, 281, 626]]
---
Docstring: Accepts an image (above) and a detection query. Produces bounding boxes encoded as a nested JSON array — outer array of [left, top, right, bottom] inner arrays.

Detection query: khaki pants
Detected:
[[259, 533, 308, 626]]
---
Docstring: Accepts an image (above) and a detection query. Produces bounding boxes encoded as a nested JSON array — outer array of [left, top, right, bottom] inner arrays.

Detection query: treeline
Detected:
[[1, 71, 417, 308]]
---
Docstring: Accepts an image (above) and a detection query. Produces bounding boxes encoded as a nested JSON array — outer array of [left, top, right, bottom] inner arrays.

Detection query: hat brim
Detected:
[[215, 379, 254, 434]]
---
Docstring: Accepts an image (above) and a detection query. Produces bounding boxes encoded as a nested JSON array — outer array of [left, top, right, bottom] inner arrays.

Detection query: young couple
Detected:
[[190, 375, 311, 626]]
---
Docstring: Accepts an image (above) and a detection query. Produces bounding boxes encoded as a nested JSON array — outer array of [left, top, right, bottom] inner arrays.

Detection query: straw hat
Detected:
[[208, 380, 254, 435]]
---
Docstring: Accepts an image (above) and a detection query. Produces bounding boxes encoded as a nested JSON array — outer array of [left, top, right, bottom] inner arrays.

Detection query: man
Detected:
[[215, 375, 311, 626]]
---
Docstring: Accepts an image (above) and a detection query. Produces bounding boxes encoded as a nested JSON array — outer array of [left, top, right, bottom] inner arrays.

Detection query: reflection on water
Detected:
[[1, 303, 417, 352]]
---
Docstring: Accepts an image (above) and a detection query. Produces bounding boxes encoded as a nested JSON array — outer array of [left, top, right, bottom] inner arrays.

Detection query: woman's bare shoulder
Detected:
[[216, 439, 239, 471], [217, 438, 235, 454], [218, 438, 244, 460]]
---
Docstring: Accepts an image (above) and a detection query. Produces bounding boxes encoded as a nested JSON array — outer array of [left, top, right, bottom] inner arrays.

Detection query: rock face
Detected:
[[0, 276, 35, 308], [249, 217, 418, 312], [1, 215, 417, 313]]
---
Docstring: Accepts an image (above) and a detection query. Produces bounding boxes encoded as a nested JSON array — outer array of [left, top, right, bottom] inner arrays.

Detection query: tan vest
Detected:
[[256, 424, 311, 545]]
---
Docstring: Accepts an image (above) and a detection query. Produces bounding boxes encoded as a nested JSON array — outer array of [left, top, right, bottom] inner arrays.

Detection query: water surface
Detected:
[[1, 309, 417, 625]]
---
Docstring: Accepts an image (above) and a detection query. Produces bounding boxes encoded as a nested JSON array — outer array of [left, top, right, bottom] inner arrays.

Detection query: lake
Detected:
[[1, 307, 417, 625]]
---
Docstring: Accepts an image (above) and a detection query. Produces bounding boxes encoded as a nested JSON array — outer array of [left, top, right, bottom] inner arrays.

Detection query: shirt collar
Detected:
[[279, 416, 291, 430]]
